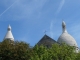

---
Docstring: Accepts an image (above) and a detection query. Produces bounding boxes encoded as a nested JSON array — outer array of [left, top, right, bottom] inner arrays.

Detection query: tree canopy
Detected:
[[0, 40, 80, 60]]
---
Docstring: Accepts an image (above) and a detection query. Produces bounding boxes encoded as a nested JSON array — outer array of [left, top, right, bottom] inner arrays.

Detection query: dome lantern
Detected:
[[62, 21, 67, 33]]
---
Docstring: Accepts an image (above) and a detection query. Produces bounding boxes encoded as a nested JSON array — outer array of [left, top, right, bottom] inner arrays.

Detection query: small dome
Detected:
[[57, 21, 78, 47], [4, 25, 14, 41]]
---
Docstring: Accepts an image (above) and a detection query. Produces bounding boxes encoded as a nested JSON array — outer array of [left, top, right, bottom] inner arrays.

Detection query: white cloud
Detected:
[[56, 0, 65, 14], [49, 20, 58, 38], [0, 0, 18, 17], [50, 21, 54, 38], [10, 0, 47, 20], [0, 0, 47, 21]]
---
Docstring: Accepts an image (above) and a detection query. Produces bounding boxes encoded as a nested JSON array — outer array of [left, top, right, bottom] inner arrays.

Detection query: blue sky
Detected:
[[0, 0, 80, 47]]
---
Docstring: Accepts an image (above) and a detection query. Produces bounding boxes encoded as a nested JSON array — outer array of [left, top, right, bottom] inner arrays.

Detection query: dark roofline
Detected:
[[37, 34, 57, 44]]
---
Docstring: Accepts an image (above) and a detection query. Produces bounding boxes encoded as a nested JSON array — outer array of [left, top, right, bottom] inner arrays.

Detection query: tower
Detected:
[[57, 21, 78, 52], [4, 25, 14, 41]]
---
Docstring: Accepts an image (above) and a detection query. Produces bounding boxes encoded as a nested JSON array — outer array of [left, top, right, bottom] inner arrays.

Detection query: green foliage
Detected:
[[75, 51, 80, 60], [0, 40, 30, 60], [30, 43, 77, 60], [0, 40, 79, 60]]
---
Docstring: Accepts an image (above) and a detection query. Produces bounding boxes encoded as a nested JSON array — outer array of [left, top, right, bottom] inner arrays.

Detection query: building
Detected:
[[37, 21, 78, 52], [57, 21, 78, 52], [57, 21, 78, 47], [37, 34, 57, 47], [3, 21, 78, 51]]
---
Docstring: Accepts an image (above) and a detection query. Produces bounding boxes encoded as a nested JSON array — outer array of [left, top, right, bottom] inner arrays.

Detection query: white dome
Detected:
[[58, 32, 78, 47], [57, 21, 78, 47], [4, 25, 14, 41]]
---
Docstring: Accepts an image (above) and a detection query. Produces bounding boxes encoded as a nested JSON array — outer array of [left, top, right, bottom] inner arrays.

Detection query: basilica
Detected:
[[4, 21, 78, 52]]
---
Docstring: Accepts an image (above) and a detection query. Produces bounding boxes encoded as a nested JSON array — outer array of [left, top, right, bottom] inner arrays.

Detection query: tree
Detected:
[[30, 43, 77, 60], [49, 43, 76, 60], [0, 40, 78, 60], [0, 40, 30, 60], [75, 51, 80, 60]]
